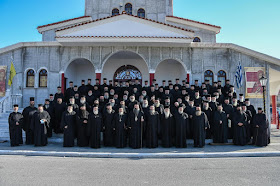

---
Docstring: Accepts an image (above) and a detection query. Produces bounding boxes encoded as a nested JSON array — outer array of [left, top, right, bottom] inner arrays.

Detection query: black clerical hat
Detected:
[[245, 99, 250, 101], [45, 99, 50, 102], [195, 104, 201, 107], [179, 104, 184, 108], [50, 94, 54, 96], [57, 86, 61, 88], [38, 104, 43, 107], [69, 81, 73, 83], [258, 107, 262, 110], [80, 104, 86, 108], [88, 79, 92, 81], [30, 97, 35, 101], [82, 80, 85, 82], [239, 94, 244, 96], [67, 104, 74, 107], [69, 96, 74, 99], [164, 106, 170, 109], [13, 104, 19, 107]]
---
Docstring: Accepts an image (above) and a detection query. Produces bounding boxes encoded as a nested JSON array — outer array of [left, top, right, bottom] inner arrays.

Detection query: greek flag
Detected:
[[235, 61, 243, 89]]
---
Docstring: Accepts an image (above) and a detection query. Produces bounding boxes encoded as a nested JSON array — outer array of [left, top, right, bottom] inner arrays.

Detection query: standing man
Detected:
[[113, 107, 128, 148], [160, 106, 174, 148], [145, 105, 160, 148], [87, 105, 103, 149], [61, 104, 76, 147], [232, 105, 247, 146], [252, 108, 269, 147], [31, 104, 51, 147], [43, 99, 53, 137], [213, 104, 228, 143], [102, 104, 115, 147], [53, 97, 66, 134], [192, 105, 209, 148], [174, 105, 189, 148], [76, 104, 89, 147], [8, 104, 24, 147], [22, 97, 37, 145], [127, 103, 145, 149]]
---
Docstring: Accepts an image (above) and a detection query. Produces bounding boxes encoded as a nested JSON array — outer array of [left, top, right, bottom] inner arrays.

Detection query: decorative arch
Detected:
[[217, 70, 227, 86], [125, 3, 133, 15], [137, 8, 145, 18], [112, 8, 120, 16], [204, 70, 214, 85], [102, 50, 149, 83], [64, 58, 95, 88], [101, 50, 148, 73], [155, 59, 188, 84]]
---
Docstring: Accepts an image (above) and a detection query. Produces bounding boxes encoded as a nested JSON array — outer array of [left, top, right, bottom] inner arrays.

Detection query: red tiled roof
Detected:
[[56, 36, 193, 39], [166, 16, 221, 29], [56, 12, 195, 33], [37, 16, 91, 29]]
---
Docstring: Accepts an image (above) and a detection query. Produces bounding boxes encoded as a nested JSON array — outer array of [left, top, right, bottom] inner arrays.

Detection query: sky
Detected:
[[0, 0, 279, 59]]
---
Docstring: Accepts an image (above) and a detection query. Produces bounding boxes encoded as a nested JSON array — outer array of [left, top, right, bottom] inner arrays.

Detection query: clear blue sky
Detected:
[[0, 0, 279, 59]]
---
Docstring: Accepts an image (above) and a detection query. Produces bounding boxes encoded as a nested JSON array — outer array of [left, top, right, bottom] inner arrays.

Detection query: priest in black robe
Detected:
[[174, 105, 189, 148], [202, 100, 213, 139], [43, 99, 53, 137], [160, 106, 175, 148], [87, 105, 103, 148], [145, 105, 160, 148], [127, 103, 145, 149], [60, 104, 76, 147], [8, 104, 24, 147], [31, 104, 51, 147], [252, 108, 268, 147], [232, 105, 247, 146], [53, 97, 66, 133], [113, 107, 128, 148], [22, 97, 37, 145], [192, 105, 209, 148], [213, 104, 228, 143], [102, 104, 115, 147], [76, 104, 89, 147]]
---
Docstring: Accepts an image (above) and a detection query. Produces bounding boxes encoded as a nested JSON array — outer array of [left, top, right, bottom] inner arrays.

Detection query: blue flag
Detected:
[[235, 61, 243, 89]]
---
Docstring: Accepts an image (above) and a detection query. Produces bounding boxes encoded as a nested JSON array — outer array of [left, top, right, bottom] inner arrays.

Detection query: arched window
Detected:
[[112, 8, 119, 16], [193, 37, 201, 42], [218, 70, 227, 86], [125, 3, 132, 15], [114, 65, 142, 85], [26, 69, 35, 87], [204, 70, 214, 85], [137, 8, 145, 18], [39, 69, 48, 87]]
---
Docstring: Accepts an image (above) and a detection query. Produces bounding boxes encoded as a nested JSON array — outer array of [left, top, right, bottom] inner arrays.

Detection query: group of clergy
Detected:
[[8, 78, 269, 149]]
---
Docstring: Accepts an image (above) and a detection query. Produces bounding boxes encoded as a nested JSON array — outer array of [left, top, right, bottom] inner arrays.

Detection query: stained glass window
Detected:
[[204, 70, 214, 85], [137, 8, 145, 18], [114, 65, 142, 84], [112, 8, 119, 16], [193, 37, 201, 42], [39, 69, 47, 87], [26, 69, 35, 87], [218, 70, 227, 86], [125, 3, 132, 15]]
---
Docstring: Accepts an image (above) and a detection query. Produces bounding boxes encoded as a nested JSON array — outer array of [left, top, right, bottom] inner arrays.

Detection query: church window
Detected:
[[204, 70, 214, 85], [26, 69, 35, 87], [193, 37, 201, 42], [137, 8, 145, 18], [112, 8, 120, 16], [125, 3, 133, 15], [218, 70, 227, 86], [39, 69, 48, 87]]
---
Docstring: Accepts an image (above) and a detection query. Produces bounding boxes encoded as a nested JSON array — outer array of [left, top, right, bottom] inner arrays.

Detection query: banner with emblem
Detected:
[[244, 67, 265, 98], [0, 66, 7, 97]]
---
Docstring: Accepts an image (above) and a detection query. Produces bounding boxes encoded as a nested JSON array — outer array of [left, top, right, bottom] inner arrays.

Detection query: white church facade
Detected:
[[1, 0, 280, 122]]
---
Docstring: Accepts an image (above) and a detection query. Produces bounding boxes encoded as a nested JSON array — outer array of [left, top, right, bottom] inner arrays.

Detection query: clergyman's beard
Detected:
[[142, 103, 148, 108], [93, 110, 98, 115], [178, 110, 183, 114], [164, 110, 170, 119], [107, 109, 112, 114], [150, 110, 155, 115], [196, 111, 202, 116], [133, 108, 140, 116]]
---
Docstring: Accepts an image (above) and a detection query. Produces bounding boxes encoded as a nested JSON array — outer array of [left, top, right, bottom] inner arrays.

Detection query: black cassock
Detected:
[[202, 107, 213, 139], [113, 114, 128, 148], [145, 112, 160, 148], [54, 102, 66, 133], [103, 111, 115, 147], [8, 112, 24, 146], [22, 106, 37, 144], [127, 111, 145, 149], [87, 113, 103, 148], [213, 111, 228, 143], [174, 112, 189, 148], [252, 113, 268, 147], [61, 111, 76, 147], [193, 112, 209, 147], [31, 111, 50, 147], [76, 110, 89, 147], [160, 113, 175, 148], [232, 112, 247, 146]]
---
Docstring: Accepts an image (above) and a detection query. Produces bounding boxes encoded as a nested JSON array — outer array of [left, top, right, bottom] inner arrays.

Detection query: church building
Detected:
[[1, 0, 280, 123]]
